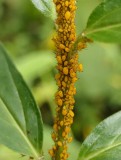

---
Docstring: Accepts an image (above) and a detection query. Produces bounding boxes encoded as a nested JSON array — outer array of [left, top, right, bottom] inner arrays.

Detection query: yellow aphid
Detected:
[[60, 153, 64, 158], [53, 145, 56, 150], [73, 87, 76, 94], [58, 90, 63, 97], [70, 106, 74, 109], [53, 124, 58, 131], [64, 145, 68, 150], [57, 81, 61, 87], [64, 61, 68, 66], [69, 34, 75, 41], [56, 56, 62, 64], [65, 47, 70, 52], [71, 28, 75, 33], [70, 85, 74, 90], [72, 6, 76, 11], [62, 131, 66, 137], [62, 81, 66, 87], [57, 65, 63, 71], [78, 42, 87, 50], [57, 98, 63, 106], [63, 67, 68, 75], [51, 132, 56, 140], [62, 55, 66, 61], [64, 76, 68, 82], [69, 5, 72, 9], [70, 58, 74, 63], [55, 73, 60, 80], [65, 121, 71, 126], [64, 36, 67, 41], [65, 11, 71, 20], [48, 149, 54, 157], [59, 43, 65, 49], [68, 137, 73, 143], [65, 1, 69, 7], [70, 119, 73, 124], [78, 64, 83, 72], [60, 121, 64, 126], [72, 77, 78, 82], [53, 0, 57, 3], [69, 110, 74, 117], [70, 72, 76, 78], [62, 149, 67, 154], [62, 109, 67, 116], [57, 141, 62, 147], [68, 90, 73, 95], [65, 127, 70, 133], [59, 28, 63, 32], [56, 4, 61, 11], [64, 153, 69, 159]]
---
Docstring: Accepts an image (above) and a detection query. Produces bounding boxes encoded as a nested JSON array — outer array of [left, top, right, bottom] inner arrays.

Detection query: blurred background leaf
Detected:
[[0, 0, 121, 159]]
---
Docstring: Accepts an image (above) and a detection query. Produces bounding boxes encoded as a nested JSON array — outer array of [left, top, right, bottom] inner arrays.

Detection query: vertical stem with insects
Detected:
[[49, 0, 86, 160]]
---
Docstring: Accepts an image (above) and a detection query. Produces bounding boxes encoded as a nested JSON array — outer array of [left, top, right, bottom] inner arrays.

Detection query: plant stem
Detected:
[[49, 1, 85, 160]]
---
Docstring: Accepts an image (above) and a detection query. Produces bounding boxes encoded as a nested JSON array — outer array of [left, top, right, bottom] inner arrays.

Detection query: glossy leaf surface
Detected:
[[0, 43, 43, 159], [31, 0, 56, 20], [78, 111, 121, 160], [85, 0, 121, 43]]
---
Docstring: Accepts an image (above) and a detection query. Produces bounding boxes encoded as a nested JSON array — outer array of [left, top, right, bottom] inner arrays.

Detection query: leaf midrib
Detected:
[[0, 97, 39, 158], [85, 23, 121, 35], [41, 0, 51, 11], [8, 61, 40, 150], [32, 0, 50, 12]]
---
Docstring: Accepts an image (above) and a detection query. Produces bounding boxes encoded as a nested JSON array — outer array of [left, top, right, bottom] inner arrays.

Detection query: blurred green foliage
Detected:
[[0, 0, 121, 159]]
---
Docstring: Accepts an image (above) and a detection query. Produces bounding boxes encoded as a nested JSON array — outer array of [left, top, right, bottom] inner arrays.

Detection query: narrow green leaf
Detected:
[[0, 43, 43, 159], [85, 0, 121, 43], [78, 111, 121, 160], [31, 0, 56, 20]]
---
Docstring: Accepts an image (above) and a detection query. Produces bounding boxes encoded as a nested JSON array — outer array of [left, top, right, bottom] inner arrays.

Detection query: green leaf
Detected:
[[0, 43, 43, 159], [0, 145, 28, 160], [16, 51, 56, 83], [31, 0, 56, 20], [85, 0, 121, 43], [78, 111, 121, 160]]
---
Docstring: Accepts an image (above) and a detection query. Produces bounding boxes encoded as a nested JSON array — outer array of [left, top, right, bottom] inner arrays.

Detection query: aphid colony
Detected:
[[49, 0, 83, 160]]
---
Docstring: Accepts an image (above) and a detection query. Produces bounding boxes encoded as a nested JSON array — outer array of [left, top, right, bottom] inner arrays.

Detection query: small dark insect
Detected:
[[27, 130, 30, 134], [29, 156, 34, 160], [20, 154, 26, 158]]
